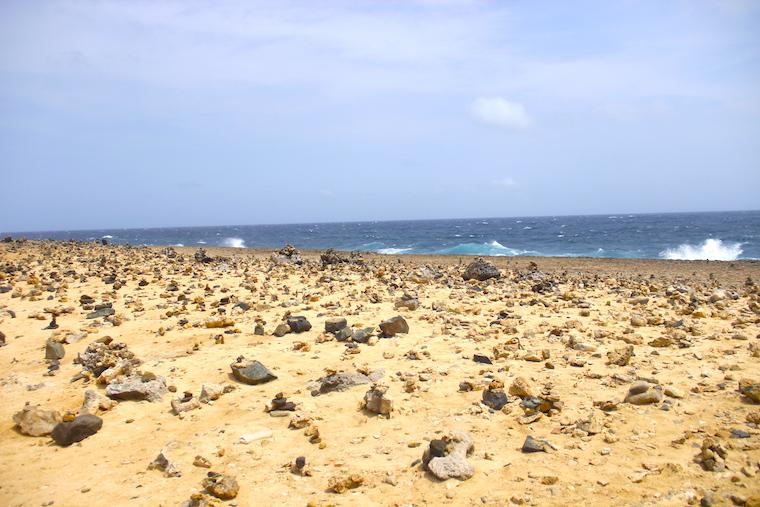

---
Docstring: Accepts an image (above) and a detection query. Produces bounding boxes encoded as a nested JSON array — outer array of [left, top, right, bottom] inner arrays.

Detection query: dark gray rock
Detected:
[[472, 354, 492, 364], [286, 316, 311, 333], [335, 327, 354, 342], [51, 414, 102, 446], [352, 327, 374, 343], [521, 435, 548, 453], [311, 369, 384, 396], [379, 316, 409, 337], [325, 318, 348, 334], [482, 388, 509, 410], [462, 258, 500, 281], [230, 358, 277, 385], [86, 307, 115, 319]]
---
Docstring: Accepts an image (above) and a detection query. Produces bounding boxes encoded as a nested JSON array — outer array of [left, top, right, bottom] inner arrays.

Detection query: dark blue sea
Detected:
[[4, 211, 759, 260]]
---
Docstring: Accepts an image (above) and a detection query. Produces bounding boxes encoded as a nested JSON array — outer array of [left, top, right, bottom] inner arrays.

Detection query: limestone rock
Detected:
[[328, 473, 364, 493], [148, 447, 182, 477], [12, 403, 62, 436], [202, 472, 239, 500], [423, 431, 475, 481], [607, 345, 633, 366], [362, 384, 393, 416], [106, 374, 167, 402], [79, 389, 117, 415]]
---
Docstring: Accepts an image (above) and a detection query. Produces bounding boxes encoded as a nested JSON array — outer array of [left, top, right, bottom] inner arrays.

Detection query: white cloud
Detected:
[[492, 176, 517, 188], [470, 97, 532, 129]]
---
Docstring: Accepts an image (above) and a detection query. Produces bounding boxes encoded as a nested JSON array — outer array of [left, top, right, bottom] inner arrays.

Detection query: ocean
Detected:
[[4, 210, 759, 261]]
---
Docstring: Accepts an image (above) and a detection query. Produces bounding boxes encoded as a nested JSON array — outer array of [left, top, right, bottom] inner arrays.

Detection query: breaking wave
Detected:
[[660, 238, 742, 261], [378, 247, 413, 254], [435, 240, 532, 256], [220, 237, 246, 248]]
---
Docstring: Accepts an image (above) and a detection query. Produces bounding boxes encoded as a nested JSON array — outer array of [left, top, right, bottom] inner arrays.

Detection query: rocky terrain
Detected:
[[0, 239, 759, 506]]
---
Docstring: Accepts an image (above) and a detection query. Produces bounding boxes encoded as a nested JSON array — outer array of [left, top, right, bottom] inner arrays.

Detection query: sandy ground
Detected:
[[0, 240, 759, 507]]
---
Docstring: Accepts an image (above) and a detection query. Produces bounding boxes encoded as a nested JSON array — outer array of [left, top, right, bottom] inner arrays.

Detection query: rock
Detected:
[[194, 455, 212, 468], [172, 395, 201, 415], [51, 414, 102, 446], [0, 330, 5, 347], [395, 293, 420, 311], [105, 374, 167, 402], [325, 318, 348, 333], [630, 315, 647, 327], [75, 339, 140, 378], [697, 437, 727, 472], [462, 258, 500, 281], [422, 431, 475, 481], [194, 248, 212, 263], [409, 265, 442, 284], [230, 358, 277, 385], [286, 316, 312, 333], [45, 339, 65, 360], [607, 345, 633, 366], [335, 327, 354, 342], [739, 379, 760, 403], [472, 354, 492, 364], [272, 244, 303, 265], [522, 435, 549, 453], [148, 448, 182, 477], [239, 429, 273, 443], [202, 472, 239, 500], [266, 392, 296, 413], [664, 386, 685, 399], [199, 383, 232, 403], [362, 384, 393, 416], [12, 403, 62, 436], [273, 323, 290, 337], [482, 386, 509, 410], [311, 369, 384, 396], [79, 389, 117, 415], [86, 307, 115, 319], [508, 377, 533, 398], [328, 473, 364, 493], [379, 315, 409, 337], [204, 318, 234, 329], [320, 248, 350, 267], [624, 382, 663, 405]]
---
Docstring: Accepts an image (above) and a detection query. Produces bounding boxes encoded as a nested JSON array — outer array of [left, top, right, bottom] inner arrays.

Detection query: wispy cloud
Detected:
[[470, 98, 532, 129], [492, 176, 517, 188]]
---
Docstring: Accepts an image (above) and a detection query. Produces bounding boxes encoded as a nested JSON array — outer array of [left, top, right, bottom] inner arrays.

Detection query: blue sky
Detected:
[[1, 0, 758, 231]]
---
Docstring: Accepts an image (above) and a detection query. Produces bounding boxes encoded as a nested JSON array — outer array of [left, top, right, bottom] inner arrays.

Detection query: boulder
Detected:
[[106, 374, 167, 402], [379, 315, 409, 337], [12, 403, 62, 436], [462, 258, 500, 281], [422, 431, 475, 481], [51, 414, 102, 446], [230, 358, 277, 385], [286, 316, 312, 333]]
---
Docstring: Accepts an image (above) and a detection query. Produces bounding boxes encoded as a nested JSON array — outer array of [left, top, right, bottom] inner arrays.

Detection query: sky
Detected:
[[1, 0, 759, 232]]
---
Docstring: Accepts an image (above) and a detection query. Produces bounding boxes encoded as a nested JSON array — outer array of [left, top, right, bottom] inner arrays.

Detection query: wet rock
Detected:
[[106, 374, 167, 402], [462, 258, 500, 281], [51, 414, 102, 446], [624, 381, 663, 405], [325, 318, 348, 333], [328, 473, 364, 493], [202, 472, 239, 500], [79, 389, 117, 415], [45, 339, 65, 360], [422, 430, 475, 481], [286, 316, 312, 333], [362, 384, 393, 416], [148, 448, 182, 477], [607, 345, 633, 366], [12, 403, 62, 436], [379, 315, 409, 337], [230, 357, 277, 385]]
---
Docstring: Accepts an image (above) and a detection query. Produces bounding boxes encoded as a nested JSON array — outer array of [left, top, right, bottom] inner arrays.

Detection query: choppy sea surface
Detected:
[[4, 211, 759, 261]]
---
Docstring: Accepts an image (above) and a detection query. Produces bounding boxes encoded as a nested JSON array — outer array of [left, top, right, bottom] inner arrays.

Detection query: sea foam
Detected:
[[377, 247, 412, 254], [660, 238, 742, 261], [221, 237, 246, 248], [437, 240, 527, 256]]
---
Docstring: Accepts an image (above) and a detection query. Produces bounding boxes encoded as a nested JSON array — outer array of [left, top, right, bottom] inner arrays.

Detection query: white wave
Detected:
[[378, 247, 412, 255], [221, 237, 246, 248], [660, 238, 742, 261], [196, 240, 207, 244], [175, 243, 184, 247], [101, 235, 113, 239]]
